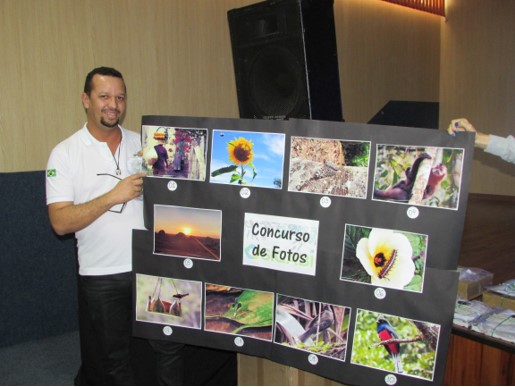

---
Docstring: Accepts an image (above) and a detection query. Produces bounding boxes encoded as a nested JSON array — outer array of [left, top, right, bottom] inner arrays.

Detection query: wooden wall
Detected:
[[0, 0, 440, 174], [439, 0, 515, 195], [335, 0, 441, 123], [1, 0, 512, 384], [1, 0, 513, 194], [238, 355, 343, 386], [0, 0, 254, 173], [444, 331, 514, 385]]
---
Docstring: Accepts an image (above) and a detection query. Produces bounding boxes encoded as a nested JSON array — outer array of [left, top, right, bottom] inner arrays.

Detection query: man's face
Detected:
[[82, 74, 126, 131]]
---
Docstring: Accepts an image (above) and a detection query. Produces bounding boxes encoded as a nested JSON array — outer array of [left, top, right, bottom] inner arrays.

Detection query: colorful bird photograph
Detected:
[[274, 295, 350, 361], [351, 309, 440, 381], [376, 317, 404, 373]]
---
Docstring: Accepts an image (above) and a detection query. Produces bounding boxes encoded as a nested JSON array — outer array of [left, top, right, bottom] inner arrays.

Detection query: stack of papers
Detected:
[[470, 308, 515, 343], [453, 299, 492, 328]]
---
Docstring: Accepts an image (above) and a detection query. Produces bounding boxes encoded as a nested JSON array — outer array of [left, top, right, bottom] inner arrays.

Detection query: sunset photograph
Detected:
[[154, 204, 222, 261]]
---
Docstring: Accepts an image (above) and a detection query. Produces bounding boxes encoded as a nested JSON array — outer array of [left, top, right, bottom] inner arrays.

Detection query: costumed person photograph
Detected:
[[152, 129, 170, 176], [45, 66, 184, 385], [173, 137, 183, 172], [448, 118, 515, 164]]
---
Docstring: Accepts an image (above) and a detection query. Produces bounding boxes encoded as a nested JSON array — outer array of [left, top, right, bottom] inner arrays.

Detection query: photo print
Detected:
[[373, 145, 465, 209], [154, 204, 222, 261], [274, 294, 351, 362], [141, 125, 208, 180], [242, 212, 319, 276], [340, 225, 428, 292], [288, 136, 370, 198], [135, 273, 202, 329], [351, 309, 441, 381], [210, 129, 285, 189], [204, 284, 275, 341]]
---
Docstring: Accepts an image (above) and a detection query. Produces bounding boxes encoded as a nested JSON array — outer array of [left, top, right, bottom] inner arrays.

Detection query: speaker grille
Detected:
[[248, 45, 307, 119], [228, 0, 342, 121]]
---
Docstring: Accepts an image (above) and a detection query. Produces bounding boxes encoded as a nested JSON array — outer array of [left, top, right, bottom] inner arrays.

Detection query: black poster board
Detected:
[[132, 115, 474, 385]]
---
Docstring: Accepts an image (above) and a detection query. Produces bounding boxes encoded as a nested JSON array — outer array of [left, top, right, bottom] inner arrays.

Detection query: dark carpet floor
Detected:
[[0, 331, 238, 386], [0, 331, 80, 386]]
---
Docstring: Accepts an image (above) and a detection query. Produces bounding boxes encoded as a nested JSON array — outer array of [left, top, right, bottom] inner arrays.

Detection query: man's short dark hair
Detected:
[[84, 67, 125, 96]]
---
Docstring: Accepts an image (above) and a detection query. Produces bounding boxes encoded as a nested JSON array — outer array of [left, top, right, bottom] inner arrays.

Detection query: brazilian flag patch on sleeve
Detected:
[[47, 169, 57, 177]]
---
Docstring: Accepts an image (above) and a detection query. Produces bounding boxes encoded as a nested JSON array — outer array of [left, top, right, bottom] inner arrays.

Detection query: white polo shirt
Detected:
[[46, 124, 145, 276]]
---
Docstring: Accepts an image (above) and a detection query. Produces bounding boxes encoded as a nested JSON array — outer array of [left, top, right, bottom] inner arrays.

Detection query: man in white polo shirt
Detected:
[[46, 67, 183, 385]]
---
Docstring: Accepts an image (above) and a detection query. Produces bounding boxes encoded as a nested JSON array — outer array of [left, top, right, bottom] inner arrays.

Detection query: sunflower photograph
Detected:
[[210, 129, 285, 189]]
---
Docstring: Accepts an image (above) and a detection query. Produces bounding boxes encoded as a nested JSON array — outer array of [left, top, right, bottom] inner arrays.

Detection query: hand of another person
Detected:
[[448, 118, 489, 149], [447, 118, 477, 136]]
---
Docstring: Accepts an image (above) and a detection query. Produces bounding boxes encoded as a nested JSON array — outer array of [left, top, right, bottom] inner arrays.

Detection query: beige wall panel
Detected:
[[0, 0, 256, 172], [440, 0, 515, 195], [334, 0, 441, 123], [1, 0, 440, 173]]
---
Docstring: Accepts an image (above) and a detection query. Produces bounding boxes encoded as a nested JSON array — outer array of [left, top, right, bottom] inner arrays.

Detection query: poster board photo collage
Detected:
[[132, 115, 474, 386]]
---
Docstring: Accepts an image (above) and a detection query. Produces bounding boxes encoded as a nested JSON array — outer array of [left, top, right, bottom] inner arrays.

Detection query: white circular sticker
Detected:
[[163, 326, 173, 336], [385, 373, 397, 385], [374, 287, 386, 300], [407, 206, 419, 219], [234, 337, 244, 347], [183, 259, 193, 269], [167, 180, 178, 191], [308, 354, 319, 365], [320, 196, 331, 208], [240, 187, 251, 199]]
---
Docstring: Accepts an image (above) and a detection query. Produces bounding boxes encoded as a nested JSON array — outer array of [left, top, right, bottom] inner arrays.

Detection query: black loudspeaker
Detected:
[[368, 101, 440, 129], [228, 0, 343, 121]]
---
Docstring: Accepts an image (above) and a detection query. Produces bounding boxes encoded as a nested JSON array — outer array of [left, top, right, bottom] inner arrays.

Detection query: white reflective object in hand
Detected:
[[127, 155, 144, 174], [127, 155, 144, 200]]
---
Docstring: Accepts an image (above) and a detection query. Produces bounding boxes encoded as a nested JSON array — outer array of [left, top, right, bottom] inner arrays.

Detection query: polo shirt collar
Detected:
[[79, 123, 124, 146]]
